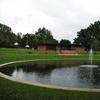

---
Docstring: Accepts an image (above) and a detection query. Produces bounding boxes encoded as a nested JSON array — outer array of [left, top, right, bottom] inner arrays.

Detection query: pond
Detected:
[[0, 60, 100, 88]]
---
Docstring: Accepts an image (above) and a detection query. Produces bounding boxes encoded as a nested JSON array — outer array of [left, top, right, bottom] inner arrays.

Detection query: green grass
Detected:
[[0, 77, 100, 100], [0, 48, 100, 64], [0, 48, 100, 100]]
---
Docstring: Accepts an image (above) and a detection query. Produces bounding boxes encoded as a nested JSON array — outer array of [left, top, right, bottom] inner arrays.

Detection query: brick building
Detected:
[[37, 43, 85, 54], [37, 43, 60, 52]]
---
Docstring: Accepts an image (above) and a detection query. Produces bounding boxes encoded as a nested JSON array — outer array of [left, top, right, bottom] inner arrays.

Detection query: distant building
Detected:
[[71, 44, 85, 53], [37, 43, 85, 54], [37, 43, 60, 52]]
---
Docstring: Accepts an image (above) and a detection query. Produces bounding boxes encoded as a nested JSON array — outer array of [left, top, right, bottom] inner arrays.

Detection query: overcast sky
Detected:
[[0, 0, 100, 42]]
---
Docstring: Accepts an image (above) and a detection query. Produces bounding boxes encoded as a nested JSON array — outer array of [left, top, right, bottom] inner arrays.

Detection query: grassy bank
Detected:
[[0, 48, 100, 64], [0, 77, 100, 100], [0, 48, 100, 100]]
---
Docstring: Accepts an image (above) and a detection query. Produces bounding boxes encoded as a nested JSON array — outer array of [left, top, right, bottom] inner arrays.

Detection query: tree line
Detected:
[[1, 20, 100, 50], [0, 23, 71, 48]]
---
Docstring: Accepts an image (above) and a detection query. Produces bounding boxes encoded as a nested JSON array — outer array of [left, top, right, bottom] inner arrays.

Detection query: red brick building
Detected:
[[37, 43, 85, 54], [37, 43, 60, 52]]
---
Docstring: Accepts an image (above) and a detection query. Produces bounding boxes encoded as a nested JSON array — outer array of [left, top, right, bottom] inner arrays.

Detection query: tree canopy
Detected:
[[0, 23, 60, 48], [35, 27, 58, 44], [0, 23, 16, 47], [74, 21, 100, 50], [60, 39, 71, 50]]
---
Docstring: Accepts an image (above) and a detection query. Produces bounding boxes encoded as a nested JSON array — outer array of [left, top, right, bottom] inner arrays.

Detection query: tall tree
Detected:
[[0, 23, 16, 47], [22, 33, 37, 48], [74, 21, 100, 50], [35, 27, 58, 44], [92, 38, 100, 51], [60, 39, 71, 50], [14, 32, 22, 47]]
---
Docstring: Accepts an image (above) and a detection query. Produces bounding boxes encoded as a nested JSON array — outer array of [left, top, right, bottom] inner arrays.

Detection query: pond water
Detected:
[[0, 60, 100, 88]]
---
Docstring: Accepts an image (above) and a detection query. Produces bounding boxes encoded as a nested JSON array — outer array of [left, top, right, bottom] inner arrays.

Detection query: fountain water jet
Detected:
[[89, 48, 93, 65], [80, 48, 98, 68]]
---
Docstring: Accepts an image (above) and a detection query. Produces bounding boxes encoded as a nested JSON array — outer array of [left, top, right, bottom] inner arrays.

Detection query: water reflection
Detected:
[[9, 64, 55, 84], [0, 60, 100, 88]]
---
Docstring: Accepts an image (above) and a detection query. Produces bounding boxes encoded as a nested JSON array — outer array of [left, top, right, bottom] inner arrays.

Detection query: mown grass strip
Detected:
[[0, 77, 100, 100]]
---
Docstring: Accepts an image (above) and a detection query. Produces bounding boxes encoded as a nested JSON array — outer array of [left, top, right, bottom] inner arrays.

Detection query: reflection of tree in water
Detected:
[[0, 62, 66, 76], [78, 66, 100, 85], [0, 66, 17, 75], [16, 64, 56, 75], [12, 62, 70, 74], [14, 63, 67, 84], [0, 60, 89, 76]]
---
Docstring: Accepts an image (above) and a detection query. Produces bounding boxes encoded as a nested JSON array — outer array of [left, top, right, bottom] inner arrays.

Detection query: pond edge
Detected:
[[0, 59, 100, 93]]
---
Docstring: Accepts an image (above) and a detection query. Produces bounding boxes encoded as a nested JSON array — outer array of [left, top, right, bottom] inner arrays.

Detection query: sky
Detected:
[[0, 0, 100, 42]]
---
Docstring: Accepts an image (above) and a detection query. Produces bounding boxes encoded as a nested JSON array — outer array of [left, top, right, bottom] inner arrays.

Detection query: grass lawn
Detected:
[[0, 48, 100, 64], [0, 77, 100, 100], [0, 48, 100, 100]]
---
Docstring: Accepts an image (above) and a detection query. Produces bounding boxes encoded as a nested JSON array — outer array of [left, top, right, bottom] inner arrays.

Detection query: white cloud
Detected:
[[0, 0, 100, 42]]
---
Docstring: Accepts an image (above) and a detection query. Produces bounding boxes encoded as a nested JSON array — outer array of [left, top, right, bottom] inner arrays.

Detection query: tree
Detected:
[[0, 23, 16, 47], [60, 39, 71, 50], [35, 27, 58, 44], [0, 23, 12, 33], [16, 32, 22, 47], [74, 21, 100, 50], [92, 38, 100, 51], [22, 33, 38, 48]]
